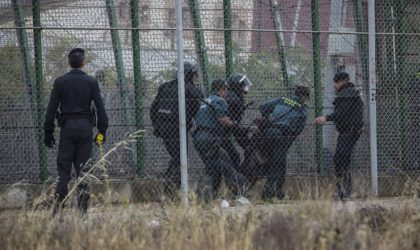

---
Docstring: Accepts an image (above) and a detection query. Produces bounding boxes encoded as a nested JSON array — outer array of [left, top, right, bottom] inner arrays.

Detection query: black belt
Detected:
[[62, 113, 91, 119]]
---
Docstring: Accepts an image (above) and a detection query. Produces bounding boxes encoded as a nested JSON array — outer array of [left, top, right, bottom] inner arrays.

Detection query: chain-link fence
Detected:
[[0, 0, 418, 202]]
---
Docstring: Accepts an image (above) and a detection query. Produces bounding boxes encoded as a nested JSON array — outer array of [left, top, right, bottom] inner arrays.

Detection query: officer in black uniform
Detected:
[[315, 72, 363, 200], [222, 73, 253, 170], [44, 48, 108, 215], [150, 61, 204, 199]]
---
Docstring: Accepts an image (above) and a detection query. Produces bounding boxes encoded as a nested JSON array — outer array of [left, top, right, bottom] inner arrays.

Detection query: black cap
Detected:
[[333, 72, 350, 82], [211, 79, 228, 92], [68, 48, 85, 57]]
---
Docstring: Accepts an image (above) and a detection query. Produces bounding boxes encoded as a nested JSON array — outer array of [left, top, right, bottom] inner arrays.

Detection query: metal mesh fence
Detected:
[[0, 0, 418, 202]]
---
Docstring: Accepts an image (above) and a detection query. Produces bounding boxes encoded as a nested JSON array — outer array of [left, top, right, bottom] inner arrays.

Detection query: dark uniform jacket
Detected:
[[225, 90, 246, 123], [326, 82, 363, 134], [44, 69, 108, 133], [260, 95, 308, 137], [150, 78, 203, 137]]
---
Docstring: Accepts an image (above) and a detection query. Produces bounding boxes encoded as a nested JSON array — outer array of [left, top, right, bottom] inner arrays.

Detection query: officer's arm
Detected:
[[44, 80, 60, 132], [218, 116, 235, 127], [150, 85, 164, 125], [259, 98, 282, 117], [288, 110, 308, 136], [93, 81, 108, 133], [228, 98, 244, 123], [213, 99, 235, 127]]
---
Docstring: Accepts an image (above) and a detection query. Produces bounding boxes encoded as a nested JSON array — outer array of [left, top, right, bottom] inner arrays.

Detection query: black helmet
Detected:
[[184, 61, 198, 80], [227, 73, 253, 94]]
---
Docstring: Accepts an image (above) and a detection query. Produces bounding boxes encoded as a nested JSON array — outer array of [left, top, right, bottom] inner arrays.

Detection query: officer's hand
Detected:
[[253, 117, 265, 125], [95, 132, 106, 146], [44, 132, 55, 148], [314, 116, 327, 125], [231, 120, 239, 128]]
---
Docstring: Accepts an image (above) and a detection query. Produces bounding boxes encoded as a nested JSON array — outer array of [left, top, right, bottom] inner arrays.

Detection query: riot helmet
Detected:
[[227, 73, 253, 94], [184, 61, 199, 81]]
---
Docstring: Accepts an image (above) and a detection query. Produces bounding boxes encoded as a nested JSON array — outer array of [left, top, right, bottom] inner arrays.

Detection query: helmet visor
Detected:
[[239, 75, 253, 92]]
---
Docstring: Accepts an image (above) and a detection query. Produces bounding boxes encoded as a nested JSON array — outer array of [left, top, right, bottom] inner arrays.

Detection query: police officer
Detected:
[[44, 48, 108, 215], [221, 73, 253, 171], [193, 79, 250, 204], [258, 86, 310, 201], [150, 61, 204, 199], [315, 72, 363, 200]]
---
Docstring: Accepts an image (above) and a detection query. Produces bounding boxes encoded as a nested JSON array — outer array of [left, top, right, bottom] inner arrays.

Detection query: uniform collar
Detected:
[[338, 82, 354, 93], [68, 69, 86, 74]]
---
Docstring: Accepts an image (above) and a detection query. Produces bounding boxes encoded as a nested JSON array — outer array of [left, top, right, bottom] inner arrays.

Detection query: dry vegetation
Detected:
[[0, 198, 420, 250], [1, 132, 419, 250]]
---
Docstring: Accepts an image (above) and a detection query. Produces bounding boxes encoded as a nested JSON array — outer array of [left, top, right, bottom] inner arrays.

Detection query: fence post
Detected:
[[311, 0, 324, 174], [130, 0, 144, 176], [12, 0, 46, 181], [32, 0, 49, 181], [368, 0, 378, 196], [189, 0, 211, 92], [105, 0, 138, 168], [269, 0, 290, 89], [176, 0, 189, 207], [223, 0, 233, 78], [395, 0, 409, 170]]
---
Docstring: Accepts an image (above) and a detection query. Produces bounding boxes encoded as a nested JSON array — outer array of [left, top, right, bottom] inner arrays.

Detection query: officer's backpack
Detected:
[[150, 80, 179, 134]]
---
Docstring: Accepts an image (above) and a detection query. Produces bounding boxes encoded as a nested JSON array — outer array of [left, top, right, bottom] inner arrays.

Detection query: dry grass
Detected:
[[1, 132, 420, 250], [1, 199, 420, 250]]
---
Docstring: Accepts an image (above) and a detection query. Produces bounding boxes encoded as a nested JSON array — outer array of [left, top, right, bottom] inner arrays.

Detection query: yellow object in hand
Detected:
[[96, 133, 104, 145]]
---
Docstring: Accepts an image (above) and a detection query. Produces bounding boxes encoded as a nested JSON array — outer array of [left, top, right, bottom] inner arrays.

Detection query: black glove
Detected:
[[44, 132, 55, 148], [94, 131, 106, 146]]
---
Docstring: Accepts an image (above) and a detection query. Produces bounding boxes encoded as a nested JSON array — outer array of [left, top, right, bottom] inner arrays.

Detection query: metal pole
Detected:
[[131, 0, 144, 176], [368, 0, 378, 196], [269, 0, 290, 89], [311, 0, 324, 174], [189, 0, 211, 92], [105, 0, 137, 167], [176, 0, 189, 207], [12, 0, 44, 181], [33, 0, 49, 181], [223, 0, 233, 78], [395, 0, 409, 170]]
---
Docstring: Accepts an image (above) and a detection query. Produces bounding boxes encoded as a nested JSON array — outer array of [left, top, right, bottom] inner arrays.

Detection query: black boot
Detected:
[[261, 186, 275, 201], [77, 183, 90, 216]]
